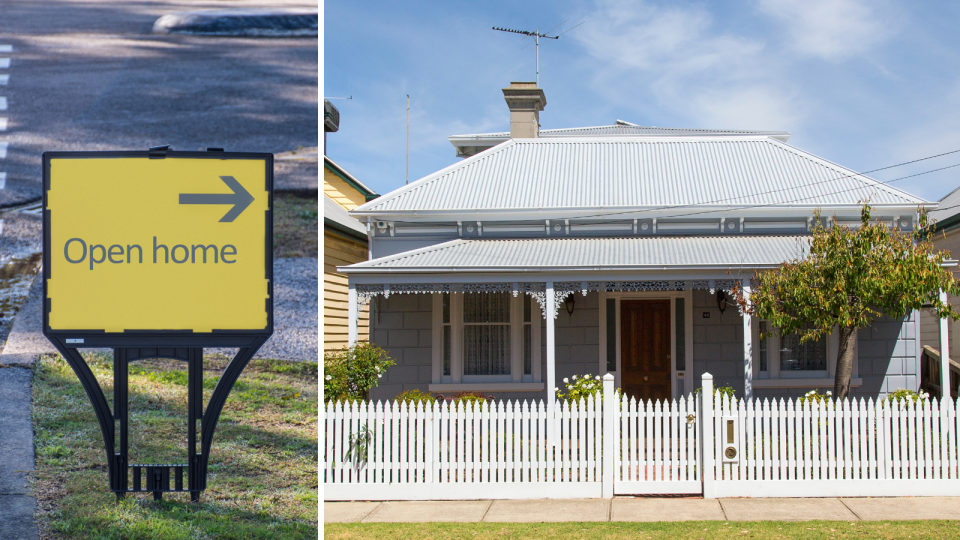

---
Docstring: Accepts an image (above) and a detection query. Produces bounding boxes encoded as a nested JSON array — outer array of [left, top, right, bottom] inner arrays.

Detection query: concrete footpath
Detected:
[[325, 497, 960, 523]]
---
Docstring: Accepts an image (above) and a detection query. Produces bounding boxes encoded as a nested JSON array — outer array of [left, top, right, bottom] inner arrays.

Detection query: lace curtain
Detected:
[[463, 292, 511, 375]]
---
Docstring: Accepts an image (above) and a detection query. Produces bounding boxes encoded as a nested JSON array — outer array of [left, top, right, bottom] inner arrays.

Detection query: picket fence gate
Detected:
[[323, 374, 960, 500]]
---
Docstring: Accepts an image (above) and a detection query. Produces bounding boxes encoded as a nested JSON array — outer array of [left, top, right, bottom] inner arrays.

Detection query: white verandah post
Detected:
[[742, 281, 753, 400], [546, 281, 557, 447], [940, 290, 951, 398], [348, 282, 358, 347]]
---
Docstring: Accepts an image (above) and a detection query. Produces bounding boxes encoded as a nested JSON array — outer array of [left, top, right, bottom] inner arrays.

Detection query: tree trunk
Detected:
[[834, 325, 857, 399]]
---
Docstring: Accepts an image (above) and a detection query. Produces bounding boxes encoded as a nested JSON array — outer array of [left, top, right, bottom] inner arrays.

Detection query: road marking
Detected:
[[0, 118, 6, 131], [0, 97, 6, 111], [0, 173, 5, 189], [0, 75, 6, 85], [0, 59, 9, 69], [21, 203, 42, 216], [0, 219, 5, 236], [0, 45, 11, 53], [0, 142, 6, 158]]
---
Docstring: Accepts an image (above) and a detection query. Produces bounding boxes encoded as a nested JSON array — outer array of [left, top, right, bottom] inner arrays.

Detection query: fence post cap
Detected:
[[602, 373, 615, 381], [702, 372, 713, 380]]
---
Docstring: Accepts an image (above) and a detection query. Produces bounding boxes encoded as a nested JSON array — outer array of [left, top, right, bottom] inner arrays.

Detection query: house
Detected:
[[339, 82, 945, 407], [323, 100, 378, 353], [918, 186, 960, 397]]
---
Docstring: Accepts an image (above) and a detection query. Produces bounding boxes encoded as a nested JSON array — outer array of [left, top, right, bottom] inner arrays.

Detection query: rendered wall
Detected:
[[368, 288, 917, 402], [367, 292, 601, 402]]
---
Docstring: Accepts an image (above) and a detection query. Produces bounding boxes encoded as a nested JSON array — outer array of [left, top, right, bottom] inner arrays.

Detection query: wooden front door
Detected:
[[621, 299, 672, 402]]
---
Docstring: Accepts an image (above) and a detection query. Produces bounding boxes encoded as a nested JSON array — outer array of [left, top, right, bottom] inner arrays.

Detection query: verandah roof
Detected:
[[339, 236, 811, 274]]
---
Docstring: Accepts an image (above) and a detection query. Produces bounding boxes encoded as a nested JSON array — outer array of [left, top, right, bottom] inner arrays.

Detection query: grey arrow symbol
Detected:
[[179, 176, 255, 222]]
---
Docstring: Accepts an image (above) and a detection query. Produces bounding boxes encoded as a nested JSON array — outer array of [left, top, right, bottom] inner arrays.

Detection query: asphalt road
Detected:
[[0, 0, 318, 206]]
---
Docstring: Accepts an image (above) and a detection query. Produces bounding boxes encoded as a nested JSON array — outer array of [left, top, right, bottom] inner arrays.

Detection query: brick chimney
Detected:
[[502, 82, 546, 139]]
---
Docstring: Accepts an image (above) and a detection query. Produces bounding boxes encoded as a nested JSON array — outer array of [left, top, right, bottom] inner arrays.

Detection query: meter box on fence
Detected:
[[721, 416, 740, 463], [42, 148, 274, 502]]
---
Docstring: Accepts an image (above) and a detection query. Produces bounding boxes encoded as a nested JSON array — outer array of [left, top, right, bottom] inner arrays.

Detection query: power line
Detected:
[[382, 153, 960, 226], [571, 147, 960, 221]]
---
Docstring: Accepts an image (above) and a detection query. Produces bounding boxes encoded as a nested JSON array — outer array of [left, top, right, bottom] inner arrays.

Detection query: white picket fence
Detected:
[[323, 373, 960, 500], [705, 390, 960, 497], [324, 393, 606, 500]]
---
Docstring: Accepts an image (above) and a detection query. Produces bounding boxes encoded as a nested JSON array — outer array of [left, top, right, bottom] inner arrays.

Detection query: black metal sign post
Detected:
[[42, 149, 274, 501]]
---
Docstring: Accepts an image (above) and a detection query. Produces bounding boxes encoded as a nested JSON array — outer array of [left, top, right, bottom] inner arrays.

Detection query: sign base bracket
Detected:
[[49, 339, 267, 502]]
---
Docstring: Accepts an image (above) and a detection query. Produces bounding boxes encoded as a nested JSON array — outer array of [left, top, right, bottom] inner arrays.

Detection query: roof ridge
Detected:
[[352, 139, 518, 214], [763, 139, 925, 205]]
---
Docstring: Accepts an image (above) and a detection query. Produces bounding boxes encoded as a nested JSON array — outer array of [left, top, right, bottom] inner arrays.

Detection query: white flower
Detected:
[[375, 366, 381, 372], [572, 375, 578, 380], [377, 374, 382, 378], [595, 376, 601, 381], [325, 374, 332, 380], [826, 391, 832, 396], [563, 378, 569, 383]]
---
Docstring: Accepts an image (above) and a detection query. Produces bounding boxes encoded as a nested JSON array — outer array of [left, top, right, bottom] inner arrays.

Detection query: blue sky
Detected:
[[324, 0, 960, 203]]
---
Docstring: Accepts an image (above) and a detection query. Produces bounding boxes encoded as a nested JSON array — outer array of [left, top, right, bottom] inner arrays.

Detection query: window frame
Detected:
[[432, 292, 542, 386], [753, 321, 858, 384]]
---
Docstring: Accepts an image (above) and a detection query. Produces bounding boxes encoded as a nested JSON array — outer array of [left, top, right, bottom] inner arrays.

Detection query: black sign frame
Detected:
[[40, 149, 276, 501]]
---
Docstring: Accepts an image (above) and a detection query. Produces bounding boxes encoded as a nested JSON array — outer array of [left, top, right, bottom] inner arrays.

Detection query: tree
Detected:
[[734, 205, 960, 399]]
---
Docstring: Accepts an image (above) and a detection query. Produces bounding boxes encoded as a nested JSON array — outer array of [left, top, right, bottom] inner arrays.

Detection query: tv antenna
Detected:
[[493, 20, 583, 86]]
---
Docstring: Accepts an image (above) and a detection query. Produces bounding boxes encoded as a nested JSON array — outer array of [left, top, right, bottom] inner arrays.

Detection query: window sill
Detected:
[[428, 383, 545, 393], [752, 378, 862, 389]]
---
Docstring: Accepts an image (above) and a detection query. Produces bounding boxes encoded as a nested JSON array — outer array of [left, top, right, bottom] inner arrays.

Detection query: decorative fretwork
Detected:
[[605, 281, 683, 292], [460, 283, 512, 294], [351, 278, 749, 322]]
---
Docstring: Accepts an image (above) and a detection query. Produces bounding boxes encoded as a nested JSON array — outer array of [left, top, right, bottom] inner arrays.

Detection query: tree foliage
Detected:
[[734, 205, 960, 398]]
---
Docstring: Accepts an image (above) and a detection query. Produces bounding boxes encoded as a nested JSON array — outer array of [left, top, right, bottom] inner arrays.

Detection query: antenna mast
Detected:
[[493, 21, 583, 86], [492, 26, 557, 86]]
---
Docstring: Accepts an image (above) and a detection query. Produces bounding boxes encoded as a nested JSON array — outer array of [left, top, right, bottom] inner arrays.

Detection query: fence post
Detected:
[[602, 373, 615, 498], [701, 373, 715, 498]]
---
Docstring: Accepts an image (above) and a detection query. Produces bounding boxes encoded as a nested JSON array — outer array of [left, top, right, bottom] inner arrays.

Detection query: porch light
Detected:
[[565, 295, 576, 315], [716, 290, 727, 313]]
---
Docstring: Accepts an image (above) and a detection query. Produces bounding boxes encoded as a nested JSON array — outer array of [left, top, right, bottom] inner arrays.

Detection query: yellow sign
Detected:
[[45, 154, 271, 333]]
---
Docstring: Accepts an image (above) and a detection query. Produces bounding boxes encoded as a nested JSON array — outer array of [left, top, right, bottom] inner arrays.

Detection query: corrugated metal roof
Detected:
[[353, 137, 926, 216], [324, 195, 367, 237], [449, 124, 791, 141], [930, 185, 960, 227], [341, 236, 810, 273]]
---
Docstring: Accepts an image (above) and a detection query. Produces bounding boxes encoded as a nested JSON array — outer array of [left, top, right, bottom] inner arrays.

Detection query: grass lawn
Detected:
[[31, 352, 318, 540], [324, 521, 960, 539], [274, 192, 318, 258]]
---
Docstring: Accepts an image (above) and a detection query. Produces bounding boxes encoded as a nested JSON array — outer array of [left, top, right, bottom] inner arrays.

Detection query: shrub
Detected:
[[449, 391, 493, 410], [800, 389, 832, 407], [394, 389, 436, 406], [886, 388, 930, 408], [696, 384, 736, 400], [323, 342, 395, 402], [556, 374, 621, 404]]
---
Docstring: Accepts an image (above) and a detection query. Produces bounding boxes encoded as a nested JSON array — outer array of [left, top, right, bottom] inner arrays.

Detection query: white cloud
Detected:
[[574, 0, 804, 131], [756, 0, 890, 61]]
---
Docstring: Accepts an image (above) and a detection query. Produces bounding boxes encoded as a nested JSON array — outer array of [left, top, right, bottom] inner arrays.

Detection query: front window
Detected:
[[434, 292, 541, 384], [779, 324, 826, 373], [756, 321, 847, 380]]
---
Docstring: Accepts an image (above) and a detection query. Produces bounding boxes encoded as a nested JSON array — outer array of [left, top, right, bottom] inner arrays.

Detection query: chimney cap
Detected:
[[502, 82, 546, 112]]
